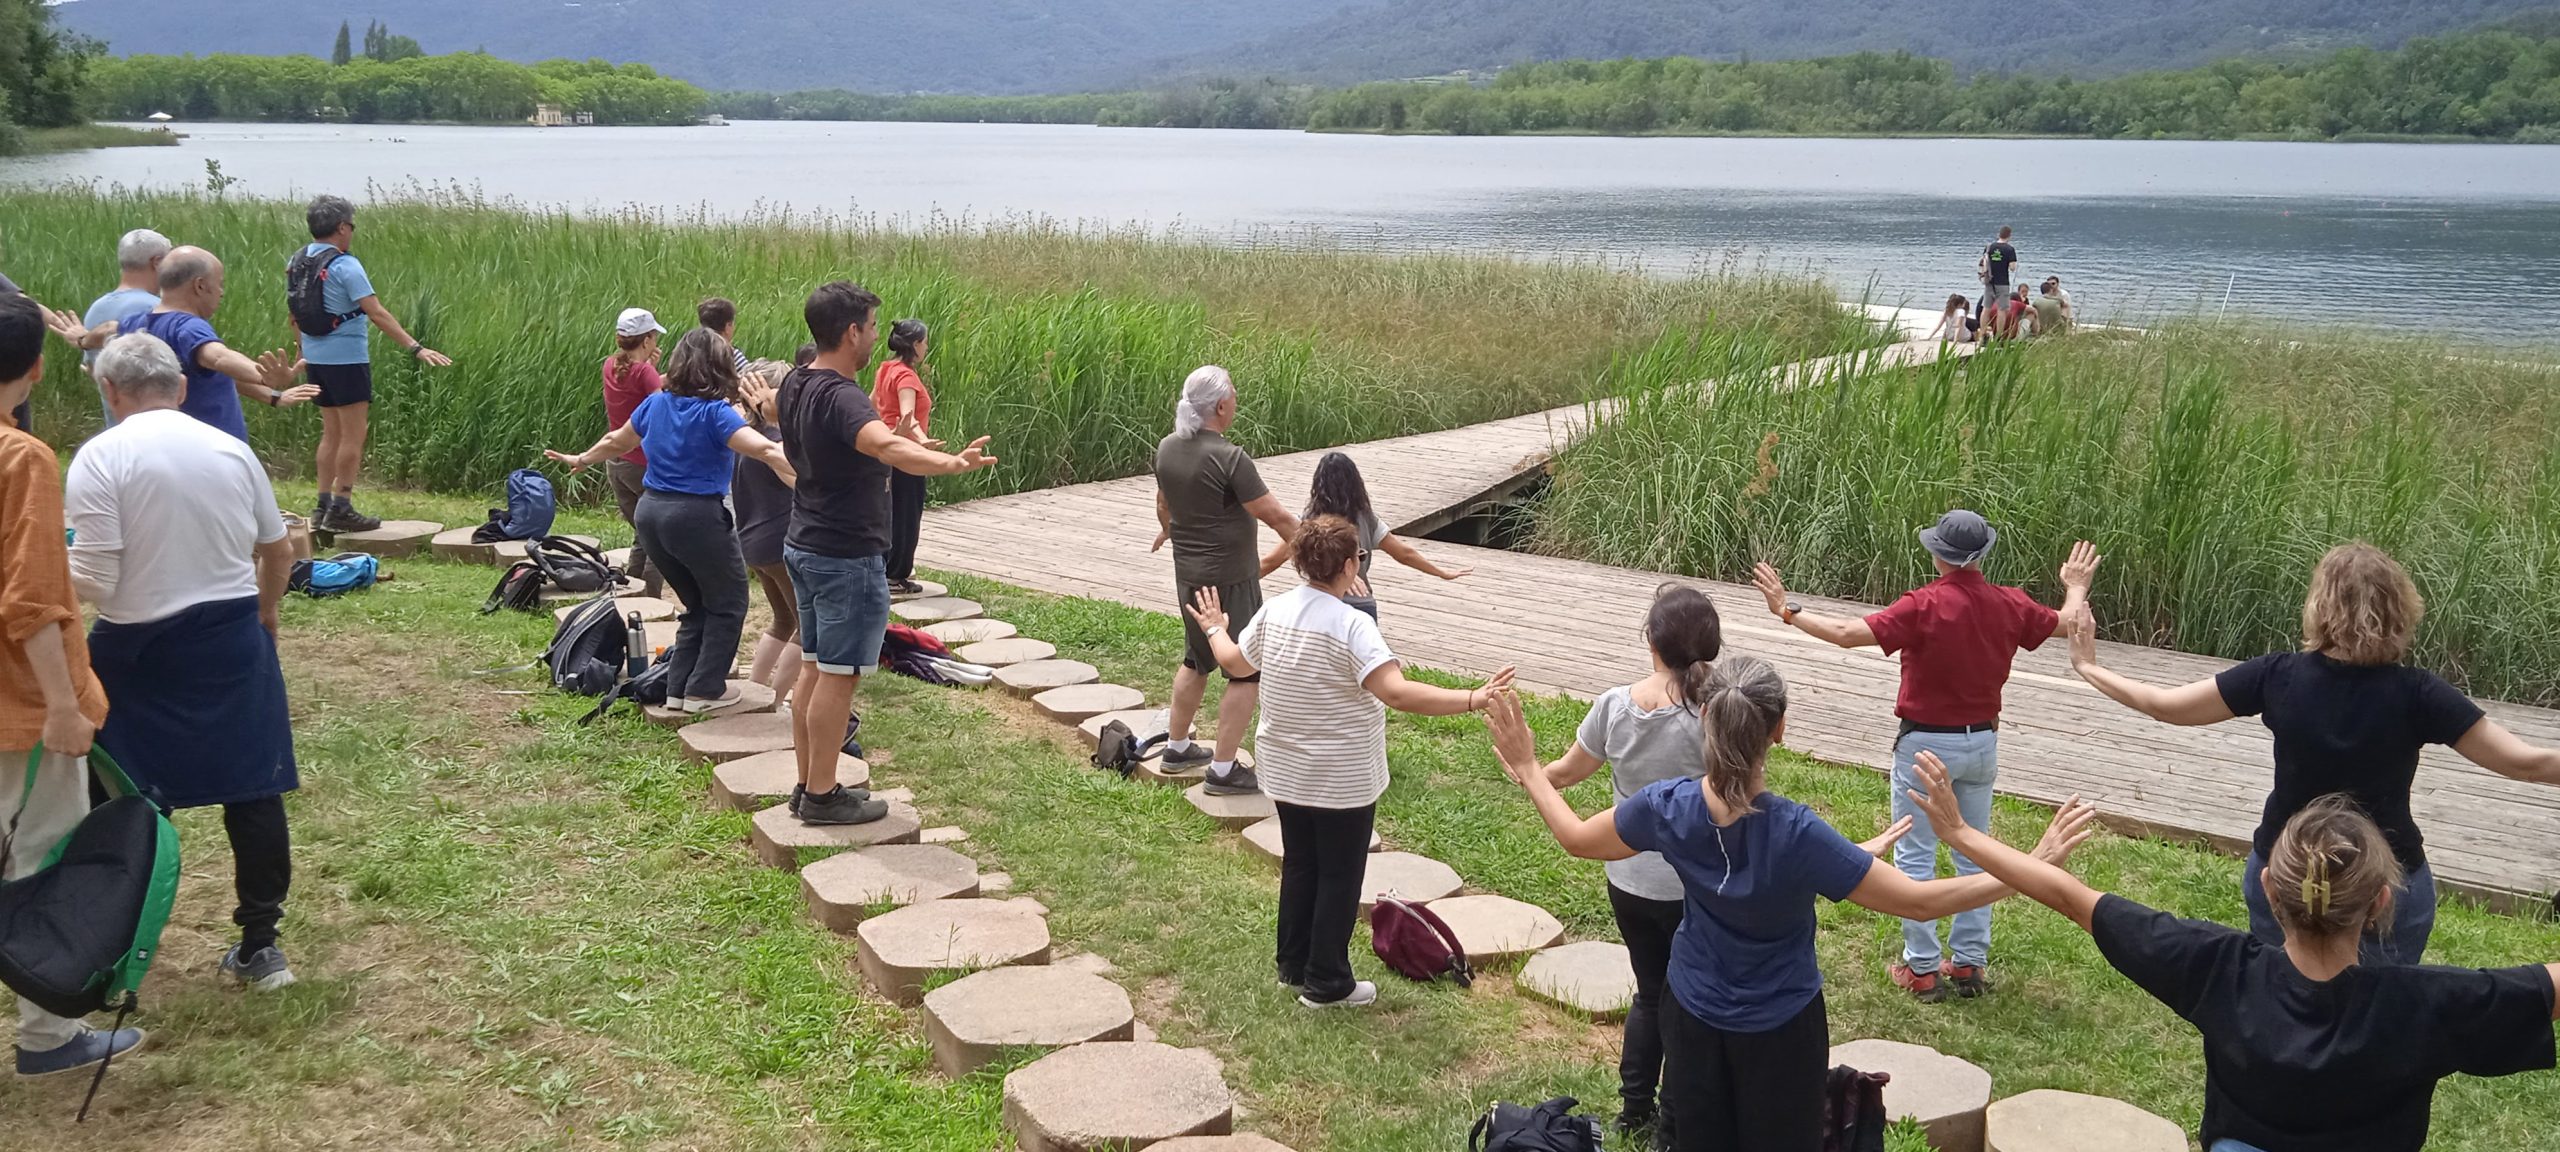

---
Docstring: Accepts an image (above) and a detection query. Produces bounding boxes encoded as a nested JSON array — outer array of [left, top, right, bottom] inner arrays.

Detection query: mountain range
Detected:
[[49, 0, 2559, 94]]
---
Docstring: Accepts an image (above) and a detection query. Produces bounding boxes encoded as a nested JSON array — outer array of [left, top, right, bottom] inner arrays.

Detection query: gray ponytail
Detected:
[[1698, 655, 1786, 816]]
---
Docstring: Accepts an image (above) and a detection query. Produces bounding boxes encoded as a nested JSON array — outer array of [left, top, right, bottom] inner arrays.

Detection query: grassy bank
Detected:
[[3, 187, 1865, 496], [20, 124, 180, 152], [1534, 326, 2560, 704], [10, 485, 2551, 1151]]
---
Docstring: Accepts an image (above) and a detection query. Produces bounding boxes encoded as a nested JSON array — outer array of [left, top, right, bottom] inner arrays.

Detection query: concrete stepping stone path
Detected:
[[709, 749, 869, 810], [322, 519, 441, 558], [552, 594, 676, 624], [1152, 1138, 1298, 1152], [1427, 894, 1566, 964], [678, 711, 794, 764], [1517, 940, 1637, 1020], [642, 680, 775, 727], [802, 843, 983, 932], [1002, 1041, 1233, 1152], [922, 965, 1136, 1077], [1357, 852, 1464, 909], [856, 898, 1052, 1006], [1830, 1039, 1993, 1152], [429, 526, 499, 564], [749, 800, 922, 868], [925, 618, 1017, 645], [1033, 683, 1144, 724], [1985, 1090, 2184, 1152], [1183, 783, 1275, 829], [891, 596, 983, 624], [1238, 815, 1376, 862], [995, 659, 1099, 698], [956, 637, 1055, 667]]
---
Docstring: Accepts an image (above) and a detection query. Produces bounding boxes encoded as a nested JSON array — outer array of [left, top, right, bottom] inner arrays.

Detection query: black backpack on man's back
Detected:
[[284, 246, 362, 337]]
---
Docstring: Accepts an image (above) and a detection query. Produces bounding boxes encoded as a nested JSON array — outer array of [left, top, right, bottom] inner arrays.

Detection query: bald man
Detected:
[[52, 246, 312, 443]]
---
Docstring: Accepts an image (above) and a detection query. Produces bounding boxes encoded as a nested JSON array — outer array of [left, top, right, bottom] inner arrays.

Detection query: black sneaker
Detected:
[[330, 498, 383, 533], [1159, 742, 1213, 769], [310, 494, 334, 526], [1615, 1106, 1658, 1147], [1201, 764, 1262, 796], [798, 786, 888, 827], [788, 783, 806, 816], [889, 578, 926, 596]]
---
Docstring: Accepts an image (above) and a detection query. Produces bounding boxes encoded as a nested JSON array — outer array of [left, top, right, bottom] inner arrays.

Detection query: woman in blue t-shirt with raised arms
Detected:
[[1485, 655, 2099, 1152], [549, 329, 793, 715]]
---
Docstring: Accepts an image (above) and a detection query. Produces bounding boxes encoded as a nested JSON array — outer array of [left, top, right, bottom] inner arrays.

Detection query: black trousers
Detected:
[[633, 490, 750, 700], [1274, 801, 1375, 1003], [606, 459, 659, 595], [886, 471, 928, 582], [1611, 883, 1686, 1127], [1661, 990, 1829, 1152], [223, 796, 292, 951]]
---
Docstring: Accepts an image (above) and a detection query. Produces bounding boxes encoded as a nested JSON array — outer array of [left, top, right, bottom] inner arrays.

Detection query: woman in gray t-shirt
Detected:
[[1260, 451, 1471, 619]]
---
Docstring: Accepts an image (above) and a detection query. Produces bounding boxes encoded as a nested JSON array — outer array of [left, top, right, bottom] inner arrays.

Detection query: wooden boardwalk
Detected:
[[918, 340, 2560, 910]]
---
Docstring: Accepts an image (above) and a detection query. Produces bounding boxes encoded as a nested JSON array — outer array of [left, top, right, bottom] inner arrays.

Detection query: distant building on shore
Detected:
[[531, 104, 594, 127]]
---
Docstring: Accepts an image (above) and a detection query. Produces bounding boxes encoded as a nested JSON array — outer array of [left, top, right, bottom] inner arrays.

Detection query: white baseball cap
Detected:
[[615, 307, 665, 338]]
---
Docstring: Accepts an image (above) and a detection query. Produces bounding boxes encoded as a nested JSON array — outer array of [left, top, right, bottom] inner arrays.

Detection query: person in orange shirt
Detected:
[[0, 293, 140, 1077], [871, 319, 936, 596]]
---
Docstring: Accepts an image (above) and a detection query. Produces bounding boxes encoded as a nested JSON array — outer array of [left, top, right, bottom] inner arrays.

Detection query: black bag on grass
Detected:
[[547, 599, 634, 695], [481, 559, 546, 614], [1090, 719, 1167, 778], [1469, 1096, 1603, 1152], [1822, 1065, 1892, 1152], [532, 535, 615, 595], [578, 649, 672, 724]]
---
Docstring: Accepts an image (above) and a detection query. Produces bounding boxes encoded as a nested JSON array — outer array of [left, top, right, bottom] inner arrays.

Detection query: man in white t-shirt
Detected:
[[67, 332, 305, 992], [1188, 515, 1510, 1009]]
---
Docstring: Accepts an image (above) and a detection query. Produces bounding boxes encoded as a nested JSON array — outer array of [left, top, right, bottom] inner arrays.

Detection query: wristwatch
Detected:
[[1782, 600, 1803, 624], [266, 389, 282, 407], [407, 343, 426, 359]]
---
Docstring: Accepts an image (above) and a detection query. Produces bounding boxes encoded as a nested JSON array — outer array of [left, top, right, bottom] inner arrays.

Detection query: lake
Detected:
[[8, 120, 2559, 341]]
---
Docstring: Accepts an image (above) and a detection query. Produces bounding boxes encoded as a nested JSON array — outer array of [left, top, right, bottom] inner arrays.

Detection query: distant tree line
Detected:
[[708, 77, 1314, 130], [88, 30, 705, 126], [0, 0, 100, 153]]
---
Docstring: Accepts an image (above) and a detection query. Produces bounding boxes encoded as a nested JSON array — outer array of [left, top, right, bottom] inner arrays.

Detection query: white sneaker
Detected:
[[1298, 980, 1378, 1009], [682, 690, 746, 715]]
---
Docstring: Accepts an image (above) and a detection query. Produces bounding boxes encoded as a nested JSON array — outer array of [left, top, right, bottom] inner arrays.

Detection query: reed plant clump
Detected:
[[1534, 326, 2560, 703], [4, 185, 1865, 500]]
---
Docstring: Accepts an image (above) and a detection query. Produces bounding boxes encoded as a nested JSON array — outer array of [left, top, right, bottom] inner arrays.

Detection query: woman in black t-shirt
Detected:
[[1905, 758, 2557, 1152], [733, 358, 799, 692], [2066, 542, 2560, 961]]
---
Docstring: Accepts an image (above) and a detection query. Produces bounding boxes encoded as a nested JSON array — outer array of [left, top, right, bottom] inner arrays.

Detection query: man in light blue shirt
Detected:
[[82, 228, 171, 426], [293, 194, 450, 533]]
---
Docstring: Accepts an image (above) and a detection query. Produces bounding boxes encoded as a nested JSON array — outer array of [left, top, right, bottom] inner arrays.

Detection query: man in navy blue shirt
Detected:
[[57, 247, 312, 442]]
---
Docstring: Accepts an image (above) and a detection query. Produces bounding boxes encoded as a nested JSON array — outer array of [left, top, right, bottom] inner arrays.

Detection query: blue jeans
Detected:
[[2211, 1141, 2269, 1152], [1889, 729, 1999, 973], [2242, 848, 2436, 965], [784, 547, 890, 676]]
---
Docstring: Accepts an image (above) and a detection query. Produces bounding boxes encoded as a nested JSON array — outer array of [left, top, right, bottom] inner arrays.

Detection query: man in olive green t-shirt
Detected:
[[2031, 284, 2071, 336], [1151, 365, 1299, 795]]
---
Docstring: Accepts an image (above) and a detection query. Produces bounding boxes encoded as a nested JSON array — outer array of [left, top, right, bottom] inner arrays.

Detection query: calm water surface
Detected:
[[8, 120, 2558, 340]]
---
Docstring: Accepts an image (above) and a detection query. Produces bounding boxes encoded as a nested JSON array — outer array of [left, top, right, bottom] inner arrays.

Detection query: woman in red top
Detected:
[[872, 319, 935, 595], [603, 308, 665, 596]]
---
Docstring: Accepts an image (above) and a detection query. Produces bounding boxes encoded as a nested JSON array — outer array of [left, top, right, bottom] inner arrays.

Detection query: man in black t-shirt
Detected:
[[777, 281, 996, 827], [1978, 226, 2018, 306]]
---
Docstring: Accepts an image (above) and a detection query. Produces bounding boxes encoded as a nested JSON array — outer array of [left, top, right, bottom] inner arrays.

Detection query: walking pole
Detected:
[[2218, 272, 2236, 318]]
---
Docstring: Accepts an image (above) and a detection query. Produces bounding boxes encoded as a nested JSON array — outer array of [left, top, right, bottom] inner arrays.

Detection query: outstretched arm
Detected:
[[2454, 718, 2560, 787], [1487, 690, 1636, 861], [2066, 608, 2234, 725], [204, 343, 320, 409], [547, 423, 642, 471], [1905, 751, 2108, 930], [726, 426, 797, 487], [357, 296, 451, 366], [857, 421, 996, 477], [1752, 562, 1876, 649], [1242, 492, 1300, 543], [1363, 661, 1512, 717], [1542, 740, 1608, 791], [2052, 540, 2099, 637], [1377, 533, 1471, 581]]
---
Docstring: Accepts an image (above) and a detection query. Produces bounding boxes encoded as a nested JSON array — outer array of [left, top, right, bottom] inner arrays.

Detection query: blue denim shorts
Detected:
[[785, 546, 890, 676]]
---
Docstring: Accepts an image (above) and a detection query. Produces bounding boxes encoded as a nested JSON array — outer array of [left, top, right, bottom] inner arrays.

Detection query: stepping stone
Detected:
[[1358, 852, 1463, 910], [891, 596, 983, 624], [802, 843, 983, 932], [709, 749, 868, 810], [1425, 894, 1566, 964], [1830, 1039, 1993, 1152], [921, 825, 971, 845], [1152, 1138, 1298, 1152], [996, 659, 1099, 698], [856, 898, 1052, 1006], [642, 680, 776, 727], [323, 519, 441, 558], [429, 526, 498, 564], [957, 637, 1056, 667], [1518, 940, 1637, 1021], [892, 579, 948, 602], [604, 547, 632, 569], [1237, 815, 1377, 862], [923, 965, 1136, 1077], [1055, 951, 1116, 976], [679, 711, 795, 764], [925, 618, 1017, 645], [1002, 1042, 1233, 1152], [979, 871, 1014, 894], [1985, 1090, 2184, 1152], [1033, 683, 1144, 724], [749, 801, 923, 869], [1183, 783, 1275, 830], [1078, 709, 1165, 744], [553, 595, 676, 624]]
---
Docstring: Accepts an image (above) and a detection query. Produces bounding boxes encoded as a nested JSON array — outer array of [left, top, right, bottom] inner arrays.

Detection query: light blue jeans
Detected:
[[1889, 728, 1999, 973]]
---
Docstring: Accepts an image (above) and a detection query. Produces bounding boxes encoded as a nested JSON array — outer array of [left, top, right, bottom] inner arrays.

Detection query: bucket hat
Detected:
[[1919, 509, 1996, 567]]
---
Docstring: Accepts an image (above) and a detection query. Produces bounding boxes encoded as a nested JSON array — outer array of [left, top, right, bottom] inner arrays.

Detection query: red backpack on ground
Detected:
[[1371, 896, 1472, 987]]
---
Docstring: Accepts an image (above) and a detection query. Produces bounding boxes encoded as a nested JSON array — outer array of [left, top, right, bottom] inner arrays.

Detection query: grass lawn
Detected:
[[5, 486, 2555, 1151]]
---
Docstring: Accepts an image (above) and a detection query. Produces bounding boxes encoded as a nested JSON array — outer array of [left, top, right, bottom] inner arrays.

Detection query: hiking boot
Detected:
[[318, 496, 381, 533], [15, 1027, 146, 1078], [798, 786, 888, 827], [1945, 963, 1991, 999], [789, 783, 807, 816], [1158, 742, 1213, 769], [310, 494, 335, 526], [1201, 764, 1262, 796], [1890, 961, 1951, 1004], [1298, 980, 1378, 1009], [221, 943, 298, 991]]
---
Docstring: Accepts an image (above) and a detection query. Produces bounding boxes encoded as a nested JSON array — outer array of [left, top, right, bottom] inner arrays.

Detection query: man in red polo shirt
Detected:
[[1753, 510, 2098, 1002]]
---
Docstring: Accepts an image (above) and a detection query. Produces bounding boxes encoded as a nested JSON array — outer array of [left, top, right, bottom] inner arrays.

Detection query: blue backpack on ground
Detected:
[[472, 469, 557, 542], [289, 551, 379, 597]]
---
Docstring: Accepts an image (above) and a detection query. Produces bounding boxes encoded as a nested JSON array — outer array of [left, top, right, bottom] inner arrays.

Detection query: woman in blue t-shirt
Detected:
[[549, 329, 792, 713], [1486, 655, 2099, 1152]]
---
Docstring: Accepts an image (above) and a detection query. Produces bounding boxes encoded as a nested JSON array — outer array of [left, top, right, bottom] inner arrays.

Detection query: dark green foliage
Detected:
[[708, 76, 1315, 129], [0, 0, 99, 143], [330, 20, 351, 67], [86, 51, 704, 125]]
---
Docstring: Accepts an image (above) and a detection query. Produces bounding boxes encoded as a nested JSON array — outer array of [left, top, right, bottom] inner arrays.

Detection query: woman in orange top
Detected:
[[872, 319, 935, 595]]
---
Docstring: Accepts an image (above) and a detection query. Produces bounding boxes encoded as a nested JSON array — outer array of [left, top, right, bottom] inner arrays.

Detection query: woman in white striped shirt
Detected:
[[1189, 515, 1513, 1008]]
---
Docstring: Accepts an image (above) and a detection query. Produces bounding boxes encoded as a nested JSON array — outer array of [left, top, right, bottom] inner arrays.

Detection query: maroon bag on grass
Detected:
[[1371, 896, 1473, 987]]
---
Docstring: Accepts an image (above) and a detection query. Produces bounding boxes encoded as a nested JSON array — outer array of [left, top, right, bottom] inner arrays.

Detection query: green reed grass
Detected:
[[1535, 327, 2560, 703], [4, 185, 1865, 499]]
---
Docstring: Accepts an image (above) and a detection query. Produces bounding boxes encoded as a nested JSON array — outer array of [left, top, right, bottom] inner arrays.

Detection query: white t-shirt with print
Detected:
[[1238, 583, 1400, 809]]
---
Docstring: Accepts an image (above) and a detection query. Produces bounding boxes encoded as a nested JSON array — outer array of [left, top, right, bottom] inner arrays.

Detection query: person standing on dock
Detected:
[[1750, 511, 2098, 1003], [1152, 365, 1300, 794], [292, 194, 452, 534]]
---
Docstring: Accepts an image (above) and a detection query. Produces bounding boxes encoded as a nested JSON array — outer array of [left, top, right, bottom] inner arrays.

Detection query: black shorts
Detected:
[[1178, 577, 1262, 681], [308, 361, 374, 408]]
